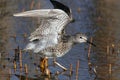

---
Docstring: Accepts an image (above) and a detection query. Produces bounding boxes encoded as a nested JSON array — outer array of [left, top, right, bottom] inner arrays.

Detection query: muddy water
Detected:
[[93, 0, 120, 80], [0, 0, 17, 80]]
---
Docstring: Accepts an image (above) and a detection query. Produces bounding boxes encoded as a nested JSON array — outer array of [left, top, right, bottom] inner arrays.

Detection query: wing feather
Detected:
[[14, 9, 65, 19], [14, 9, 71, 52]]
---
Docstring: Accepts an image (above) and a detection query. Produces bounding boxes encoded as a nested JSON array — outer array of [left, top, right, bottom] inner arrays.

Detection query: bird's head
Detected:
[[74, 33, 87, 43], [74, 33, 96, 47]]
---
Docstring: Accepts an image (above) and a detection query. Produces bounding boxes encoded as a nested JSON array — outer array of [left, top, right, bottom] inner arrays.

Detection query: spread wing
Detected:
[[13, 9, 71, 53]]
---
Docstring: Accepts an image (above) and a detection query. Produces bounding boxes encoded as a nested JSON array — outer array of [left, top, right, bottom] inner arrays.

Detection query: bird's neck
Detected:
[[72, 36, 79, 45], [62, 35, 77, 46], [67, 36, 77, 46]]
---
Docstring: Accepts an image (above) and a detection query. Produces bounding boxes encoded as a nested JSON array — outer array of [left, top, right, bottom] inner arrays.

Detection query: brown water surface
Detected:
[[93, 0, 120, 80]]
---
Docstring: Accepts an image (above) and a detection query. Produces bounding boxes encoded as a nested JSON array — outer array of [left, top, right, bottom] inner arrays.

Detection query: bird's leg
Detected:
[[40, 57, 45, 73], [40, 57, 50, 76], [54, 61, 67, 71], [53, 58, 67, 71], [53, 58, 56, 67]]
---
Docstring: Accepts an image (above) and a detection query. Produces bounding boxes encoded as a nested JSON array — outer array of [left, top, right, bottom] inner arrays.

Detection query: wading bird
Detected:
[[13, 0, 95, 73]]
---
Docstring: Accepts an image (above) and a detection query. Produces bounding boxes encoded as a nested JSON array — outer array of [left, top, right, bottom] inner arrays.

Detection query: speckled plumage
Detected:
[[40, 39, 73, 58], [38, 34, 87, 58], [13, 0, 89, 58]]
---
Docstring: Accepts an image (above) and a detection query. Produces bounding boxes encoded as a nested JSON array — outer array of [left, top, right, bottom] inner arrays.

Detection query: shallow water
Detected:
[[0, 0, 120, 80]]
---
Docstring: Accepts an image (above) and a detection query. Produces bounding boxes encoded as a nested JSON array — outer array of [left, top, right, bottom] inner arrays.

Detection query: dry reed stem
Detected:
[[19, 50, 22, 72], [77, 7, 81, 13], [109, 64, 112, 75], [24, 64, 28, 74], [37, 1, 41, 9], [13, 61, 17, 72], [107, 45, 110, 56], [69, 64, 73, 76], [76, 60, 80, 80], [88, 37, 92, 62], [30, 0, 34, 10], [8, 68, 11, 80]]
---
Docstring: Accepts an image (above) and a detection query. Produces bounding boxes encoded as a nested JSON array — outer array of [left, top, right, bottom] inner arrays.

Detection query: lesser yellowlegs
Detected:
[[13, 0, 95, 71]]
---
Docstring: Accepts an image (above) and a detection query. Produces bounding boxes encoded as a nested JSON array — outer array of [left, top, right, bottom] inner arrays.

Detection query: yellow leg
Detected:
[[53, 58, 67, 71], [40, 57, 50, 76]]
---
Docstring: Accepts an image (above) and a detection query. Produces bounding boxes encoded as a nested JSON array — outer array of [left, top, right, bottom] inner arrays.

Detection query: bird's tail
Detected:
[[24, 41, 45, 53]]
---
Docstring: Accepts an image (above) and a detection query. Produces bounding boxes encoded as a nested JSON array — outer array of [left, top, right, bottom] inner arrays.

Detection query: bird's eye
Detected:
[[80, 37, 82, 38]]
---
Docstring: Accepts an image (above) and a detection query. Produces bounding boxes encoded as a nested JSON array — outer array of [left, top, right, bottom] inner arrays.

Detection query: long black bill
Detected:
[[80, 37, 96, 47], [86, 40, 96, 47]]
